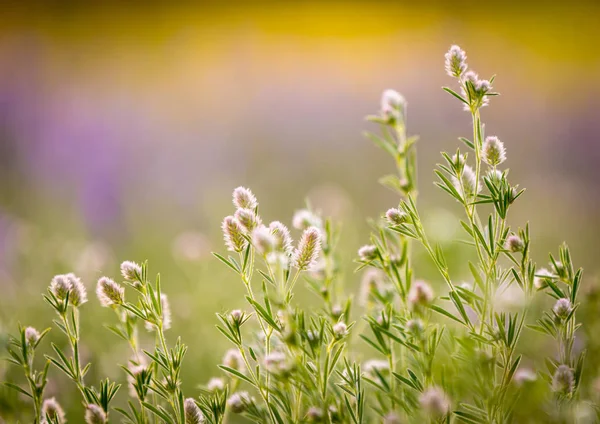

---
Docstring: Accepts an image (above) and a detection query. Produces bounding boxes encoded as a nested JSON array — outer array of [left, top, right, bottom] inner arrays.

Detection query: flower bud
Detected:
[[419, 387, 450, 417], [292, 227, 322, 270], [232, 186, 258, 210], [553, 298, 572, 320], [222, 216, 248, 252], [228, 391, 252, 413], [332, 322, 348, 339], [504, 235, 524, 253], [406, 319, 424, 336], [453, 165, 480, 199], [292, 209, 322, 230], [513, 367, 537, 386], [121, 261, 142, 282], [96, 277, 125, 307], [184, 398, 205, 424], [222, 349, 245, 373], [269, 221, 293, 255], [252, 226, 276, 255], [50, 275, 71, 300], [25, 326, 40, 348], [552, 365, 574, 395], [234, 208, 261, 232], [358, 244, 378, 262], [408, 280, 434, 308], [207, 377, 226, 392], [482, 136, 506, 166], [385, 208, 408, 226], [380, 89, 406, 122], [534, 268, 553, 290], [306, 406, 324, 422], [41, 398, 66, 423], [85, 404, 107, 424], [445, 45, 468, 78]]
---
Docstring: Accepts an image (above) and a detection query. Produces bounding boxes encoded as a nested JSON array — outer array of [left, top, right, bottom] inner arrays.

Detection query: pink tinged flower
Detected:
[[234, 208, 262, 232], [184, 398, 205, 424], [232, 186, 258, 210], [269, 221, 293, 255], [96, 277, 125, 307], [221, 216, 248, 252], [292, 227, 322, 270], [444, 45, 468, 78], [84, 404, 107, 424], [408, 280, 434, 308]]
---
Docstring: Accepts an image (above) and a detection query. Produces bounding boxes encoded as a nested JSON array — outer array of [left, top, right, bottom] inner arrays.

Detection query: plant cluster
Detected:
[[2, 46, 591, 423]]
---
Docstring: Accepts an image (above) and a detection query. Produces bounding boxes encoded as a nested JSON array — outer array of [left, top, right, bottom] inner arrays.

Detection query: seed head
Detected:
[[234, 208, 261, 232], [445, 45, 468, 78], [292, 209, 322, 230], [25, 326, 40, 348], [50, 275, 71, 300], [453, 165, 480, 199], [292, 227, 322, 270], [332, 321, 348, 339], [513, 367, 537, 386], [380, 89, 406, 122], [96, 277, 125, 307], [553, 298, 572, 320], [408, 280, 434, 308], [41, 398, 66, 423], [121, 261, 142, 282], [222, 216, 248, 252], [306, 406, 324, 422], [419, 387, 450, 417], [534, 268, 553, 290], [482, 136, 506, 166], [85, 404, 107, 424], [223, 349, 245, 373], [358, 244, 378, 261], [227, 391, 252, 413], [232, 186, 258, 210], [207, 377, 226, 391], [66, 273, 87, 306], [504, 235, 524, 253], [251, 225, 276, 255], [385, 208, 408, 226], [269, 221, 293, 255], [552, 365, 574, 395], [184, 398, 205, 424]]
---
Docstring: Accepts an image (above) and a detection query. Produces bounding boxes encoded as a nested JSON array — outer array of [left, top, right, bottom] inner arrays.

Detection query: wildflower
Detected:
[[266, 252, 289, 270], [207, 377, 226, 391], [332, 322, 348, 339], [552, 261, 567, 279], [306, 406, 324, 422], [234, 208, 261, 232], [49, 275, 71, 300], [419, 387, 450, 417], [406, 318, 424, 336], [96, 277, 125, 307], [232, 186, 258, 210], [292, 227, 321, 270], [145, 294, 172, 331], [230, 309, 244, 324], [363, 359, 390, 377], [513, 367, 537, 386], [553, 298, 572, 320], [222, 349, 245, 373], [380, 89, 406, 122], [120, 260, 142, 282], [408, 280, 434, 308], [264, 351, 293, 376], [487, 169, 504, 185], [482, 136, 506, 166], [461, 71, 491, 110], [359, 269, 385, 306], [251, 225, 276, 255], [41, 397, 66, 423], [552, 365, 574, 395], [84, 404, 107, 424], [184, 398, 205, 424], [25, 326, 40, 348], [358, 244, 378, 261], [269, 221, 293, 255], [292, 209, 322, 230], [451, 152, 467, 172], [221, 216, 248, 252], [385, 208, 408, 226], [534, 268, 553, 290], [445, 45, 468, 78], [453, 165, 480, 199], [66, 273, 87, 306], [228, 391, 253, 413], [504, 234, 524, 253], [127, 364, 147, 398]]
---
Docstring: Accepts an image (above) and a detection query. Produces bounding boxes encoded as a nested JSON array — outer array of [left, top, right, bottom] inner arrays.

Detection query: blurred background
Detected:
[[1, 1, 600, 420]]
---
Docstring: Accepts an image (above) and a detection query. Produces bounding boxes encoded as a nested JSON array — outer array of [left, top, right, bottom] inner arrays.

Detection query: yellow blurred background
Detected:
[[1, 1, 599, 420]]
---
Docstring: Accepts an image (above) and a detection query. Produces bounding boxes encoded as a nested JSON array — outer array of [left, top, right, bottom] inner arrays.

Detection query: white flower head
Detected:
[[232, 186, 258, 210]]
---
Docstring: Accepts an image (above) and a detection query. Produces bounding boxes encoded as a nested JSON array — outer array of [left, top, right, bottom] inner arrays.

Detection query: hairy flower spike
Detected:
[[184, 398, 205, 424], [269, 221, 293, 255], [445, 45, 468, 78], [504, 234, 524, 253], [332, 321, 348, 339], [482, 136, 506, 166], [42, 398, 66, 423], [534, 268, 553, 290], [292, 209, 322, 230], [419, 387, 450, 417], [50, 274, 71, 300], [292, 227, 321, 270], [207, 377, 226, 391], [408, 280, 434, 308], [228, 391, 253, 413], [234, 208, 262, 232], [222, 216, 248, 252], [223, 349, 245, 373], [25, 326, 40, 348], [514, 368, 537, 386], [385, 208, 408, 226], [121, 260, 142, 282], [232, 186, 258, 210], [251, 225, 276, 255], [380, 89, 406, 122], [66, 273, 87, 306], [552, 365, 574, 394], [96, 277, 125, 307], [358, 244, 378, 261], [553, 298, 572, 320], [85, 404, 107, 424], [453, 165, 480, 199]]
